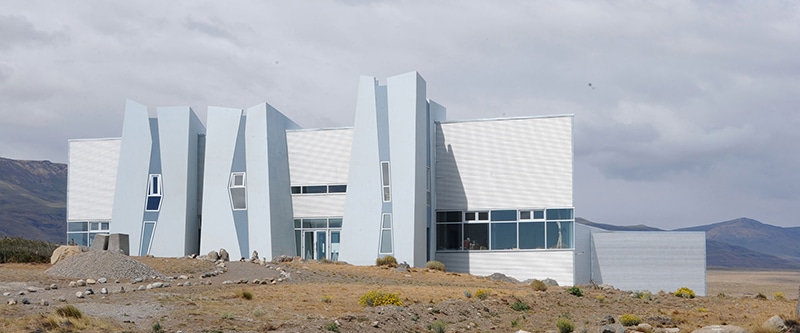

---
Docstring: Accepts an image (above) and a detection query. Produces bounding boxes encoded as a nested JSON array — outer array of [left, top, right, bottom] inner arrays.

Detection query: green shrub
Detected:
[[359, 290, 403, 307], [511, 300, 530, 311], [238, 289, 253, 300], [325, 322, 340, 332], [375, 255, 397, 267], [567, 286, 583, 297], [634, 291, 652, 301], [620, 314, 642, 326], [0, 237, 60, 263], [152, 321, 165, 333], [673, 287, 695, 299], [475, 289, 489, 300], [426, 260, 446, 271], [429, 320, 447, 333], [773, 292, 786, 300], [321, 295, 333, 303], [55, 305, 83, 319], [531, 279, 548, 291], [556, 317, 575, 333], [755, 292, 767, 300], [463, 290, 472, 298]]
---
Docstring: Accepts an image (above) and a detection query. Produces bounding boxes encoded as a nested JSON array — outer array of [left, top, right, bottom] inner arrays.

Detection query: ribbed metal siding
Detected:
[[435, 250, 574, 285], [287, 129, 353, 185], [292, 195, 347, 217], [436, 116, 573, 210], [591, 232, 706, 295], [67, 139, 121, 221]]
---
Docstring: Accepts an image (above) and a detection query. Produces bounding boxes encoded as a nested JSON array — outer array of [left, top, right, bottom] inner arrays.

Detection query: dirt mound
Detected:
[[45, 251, 163, 280]]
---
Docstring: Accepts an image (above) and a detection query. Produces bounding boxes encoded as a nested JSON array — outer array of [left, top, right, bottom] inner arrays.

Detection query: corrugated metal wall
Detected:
[[286, 128, 352, 185], [67, 139, 121, 221], [591, 231, 706, 295], [436, 250, 574, 285], [292, 195, 347, 217], [435, 116, 573, 210]]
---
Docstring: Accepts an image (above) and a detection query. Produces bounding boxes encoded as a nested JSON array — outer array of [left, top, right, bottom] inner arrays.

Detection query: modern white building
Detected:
[[66, 71, 705, 294]]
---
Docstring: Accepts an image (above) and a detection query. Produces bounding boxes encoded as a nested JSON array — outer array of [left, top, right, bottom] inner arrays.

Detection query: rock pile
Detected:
[[45, 250, 164, 280]]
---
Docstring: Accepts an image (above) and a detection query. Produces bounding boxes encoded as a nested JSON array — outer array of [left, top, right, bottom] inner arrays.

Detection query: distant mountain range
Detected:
[[1, 156, 798, 269], [578, 217, 800, 270], [0, 157, 67, 243]]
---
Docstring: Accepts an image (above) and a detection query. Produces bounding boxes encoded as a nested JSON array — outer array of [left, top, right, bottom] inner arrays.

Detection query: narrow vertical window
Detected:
[[140, 221, 157, 256], [426, 166, 431, 206], [145, 174, 162, 211], [229, 172, 247, 210], [379, 213, 393, 254], [380, 162, 391, 202]]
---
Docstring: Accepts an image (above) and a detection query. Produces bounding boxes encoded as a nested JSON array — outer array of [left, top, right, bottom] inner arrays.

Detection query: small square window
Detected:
[[478, 212, 489, 221], [101, 222, 109, 230], [533, 210, 545, 220], [233, 174, 244, 186], [519, 210, 531, 220], [465, 212, 476, 221], [291, 186, 301, 194]]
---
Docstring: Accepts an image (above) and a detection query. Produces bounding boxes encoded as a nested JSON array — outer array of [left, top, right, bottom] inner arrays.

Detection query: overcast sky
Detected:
[[2, 1, 798, 229]]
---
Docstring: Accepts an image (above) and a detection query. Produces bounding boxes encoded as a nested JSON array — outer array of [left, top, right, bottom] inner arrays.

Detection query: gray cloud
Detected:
[[1, 1, 799, 229]]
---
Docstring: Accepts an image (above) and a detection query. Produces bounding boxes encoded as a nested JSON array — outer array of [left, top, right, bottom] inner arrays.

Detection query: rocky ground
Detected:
[[0, 252, 798, 333]]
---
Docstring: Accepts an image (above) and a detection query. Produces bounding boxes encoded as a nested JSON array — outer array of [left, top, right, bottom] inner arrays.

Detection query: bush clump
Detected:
[[425, 260, 446, 271], [556, 317, 575, 333], [55, 305, 83, 319], [674, 287, 695, 299], [0, 237, 60, 263], [620, 314, 642, 326], [511, 300, 530, 311], [567, 286, 583, 297], [429, 320, 447, 333], [359, 290, 403, 307], [237, 289, 253, 300], [531, 279, 548, 291], [375, 255, 397, 267], [773, 292, 786, 300], [475, 289, 489, 300]]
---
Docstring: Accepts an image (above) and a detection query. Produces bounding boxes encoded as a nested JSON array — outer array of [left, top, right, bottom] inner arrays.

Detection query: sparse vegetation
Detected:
[[556, 317, 575, 333], [463, 290, 472, 298], [634, 291, 652, 301], [152, 321, 165, 333], [511, 300, 530, 311], [375, 255, 397, 267], [773, 291, 785, 300], [321, 295, 333, 303], [674, 287, 695, 299], [531, 279, 548, 291], [426, 260, 446, 271], [55, 305, 83, 319], [619, 314, 642, 326], [596, 295, 605, 303], [221, 312, 234, 320], [475, 289, 489, 300], [359, 290, 403, 307], [567, 286, 583, 297], [0, 237, 60, 263], [238, 289, 253, 300], [755, 292, 768, 300], [325, 321, 341, 332], [429, 320, 447, 333]]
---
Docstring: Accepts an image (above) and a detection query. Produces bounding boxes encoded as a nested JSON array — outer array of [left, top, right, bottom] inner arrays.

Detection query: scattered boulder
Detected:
[[26, 286, 37, 293], [2, 292, 9, 297], [252, 250, 259, 260], [7, 299, 16, 305], [600, 314, 615, 325], [219, 248, 230, 261], [542, 278, 559, 287], [75, 292, 84, 298], [208, 250, 220, 261], [21, 298, 30, 304], [49, 284, 58, 290], [98, 278, 107, 284], [76, 280, 86, 286], [487, 272, 519, 284], [51, 245, 88, 265], [86, 278, 97, 285], [691, 325, 745, 333], [100, 288, 108, 295], [58, 296, 67, 302], [39, 299, 49, 306], [395, 262, 410, 273], [763, 315, 786, 332]]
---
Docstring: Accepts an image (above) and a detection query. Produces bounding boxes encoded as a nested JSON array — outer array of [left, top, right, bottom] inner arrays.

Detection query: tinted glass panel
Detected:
[[140, 222, 156, 256], [519, 211, 531, 220], [328, 218, 343, 228], [303, 186, 327, 194], [478, 212, 489, 220], [233, 174, 244, 186], [546, 221, 572, 249], [491, 223, 517, 250], [436, 224, 462, 250], [302, 218, 327, 229], [68, 222, 88, 232], [465, 212, 476, 221], [381, 162, 390, 186], [67, 233, 88, 246], [90, 222, 100, 231], [294, 230, 301, 256], [146, 196, 161, 211], [383, 187, 391, 201], [291, 186, 301, 194], [328, 185, 347, 193], [519, 222, 545, 249], [464, 223, 489, 250], [533, 210, 545, 219], [546, 208, 573, 220], [151, 176, 159, 195], [379, 230, 392, 254], [436, 211, 462, 222], [294, 219, 301, 228], [101, 222, 109, 230], [230, 188, 247, 209], [491, 210, 517, 221], [382, 214, 392, 228]]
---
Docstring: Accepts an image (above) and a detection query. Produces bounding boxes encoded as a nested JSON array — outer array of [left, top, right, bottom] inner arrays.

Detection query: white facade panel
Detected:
[[591, 231, 706, 295], [436, 116, 573, 210], [435, 250, 575, 286], [67, 139, 121, 221], [286, 128, 352, 186], [292, 195, 347, 217]]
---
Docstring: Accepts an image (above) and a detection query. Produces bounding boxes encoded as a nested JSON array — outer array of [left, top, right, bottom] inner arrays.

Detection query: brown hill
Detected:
[[0, 157, 67, 243]]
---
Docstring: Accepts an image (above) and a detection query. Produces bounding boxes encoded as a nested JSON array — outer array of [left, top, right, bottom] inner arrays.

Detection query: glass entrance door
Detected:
[[315, 230, 327, 260], [301, 230, 341, 261]]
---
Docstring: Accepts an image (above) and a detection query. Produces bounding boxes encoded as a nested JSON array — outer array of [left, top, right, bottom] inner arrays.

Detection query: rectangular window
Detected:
[[328, 185, 347, 193], [302, 218, 327, 229], [464, 223, 488, 250], [436, 211, 463, 223], [546, 208, 573, 220], [465, 212, 476, 221], [379, 213, 393, 254], [67, 233, 88, 246], [380, 161, 391, 202], [68, 222, 88, 232], [545, 221, 573, 249], [145, 174, 163, 211], [100, 222, 109, 230], [328, 218, 343, 228], [519, 210, 531, 220], [491, 210, 517, 221], [436, 223, 462, 250], [90, 222, 100, 231], [229, 172, 247, 210], [302, 185, 327, 194], [426, 166, 431, 207], [478, 212, 489, 221], [533, 210, 545, 220], [519, 222, 545, 249], [291, 186, 301, 194], [491, 223, 517, 250], [140, 221, 156, 256]]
